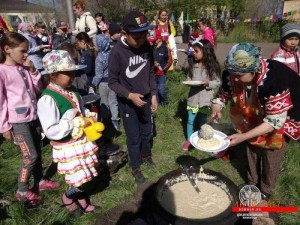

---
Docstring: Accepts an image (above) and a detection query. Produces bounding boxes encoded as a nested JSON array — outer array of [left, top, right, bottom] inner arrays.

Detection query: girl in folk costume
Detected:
[[211, 43, 300, 200], [37, 50, 102, 215], [152, 8, 177, 70], [0, 32, 59, 208]]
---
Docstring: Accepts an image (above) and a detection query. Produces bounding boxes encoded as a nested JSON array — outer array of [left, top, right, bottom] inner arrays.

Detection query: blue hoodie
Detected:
[[92, 34, 111, 86]]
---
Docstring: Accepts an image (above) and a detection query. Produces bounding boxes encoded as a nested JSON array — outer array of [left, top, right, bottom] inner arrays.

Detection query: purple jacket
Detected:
[[0, 64, 43, 133]]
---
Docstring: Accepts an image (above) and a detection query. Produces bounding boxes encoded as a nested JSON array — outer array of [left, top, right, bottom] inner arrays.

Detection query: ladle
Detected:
[[182, 166, 200, 194]]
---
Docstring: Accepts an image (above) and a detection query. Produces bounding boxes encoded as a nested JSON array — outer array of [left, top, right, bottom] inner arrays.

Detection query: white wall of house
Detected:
[[283, 0, 300, 20], [0, 12, 55, 30]]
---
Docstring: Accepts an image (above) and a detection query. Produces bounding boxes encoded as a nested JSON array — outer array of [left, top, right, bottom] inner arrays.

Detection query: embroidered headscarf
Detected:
[[225, 43, 260, 74]]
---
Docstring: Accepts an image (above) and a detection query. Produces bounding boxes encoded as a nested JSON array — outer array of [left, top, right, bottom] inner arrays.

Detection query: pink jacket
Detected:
[[202, 27, 215, 46], [270, 45, 300, 74], [0, 64, 43, 133]]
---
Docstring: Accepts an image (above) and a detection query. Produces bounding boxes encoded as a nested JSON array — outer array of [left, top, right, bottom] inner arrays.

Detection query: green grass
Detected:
[[0, 70, 299, 224]]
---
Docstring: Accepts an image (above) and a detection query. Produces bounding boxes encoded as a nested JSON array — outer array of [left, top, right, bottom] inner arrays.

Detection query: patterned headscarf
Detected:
[[225, 43, 260, 74]]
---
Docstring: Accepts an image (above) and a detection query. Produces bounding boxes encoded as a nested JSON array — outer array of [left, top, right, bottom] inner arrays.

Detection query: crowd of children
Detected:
[[0, 5, 300, 224]]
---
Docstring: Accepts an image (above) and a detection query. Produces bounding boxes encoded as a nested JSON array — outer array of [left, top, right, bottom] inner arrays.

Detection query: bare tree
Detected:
[[242, 0, 283, 17]]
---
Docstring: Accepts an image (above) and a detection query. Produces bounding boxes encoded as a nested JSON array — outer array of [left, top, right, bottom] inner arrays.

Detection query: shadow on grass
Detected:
[[175, 99, 187, 139], [228, 142, 249, 184], [176, 154, 216, 168], [81, 165, 111, 196], [95, 182, 155, 225], [0, 192, 10, 221]]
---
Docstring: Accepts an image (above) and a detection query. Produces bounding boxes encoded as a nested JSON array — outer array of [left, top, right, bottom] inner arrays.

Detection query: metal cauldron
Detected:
[[151, 167, 239, 225]]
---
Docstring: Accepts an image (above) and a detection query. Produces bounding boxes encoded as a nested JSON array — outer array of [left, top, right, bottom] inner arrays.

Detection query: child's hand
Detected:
[[154, 62, 163, 71], [43, 48, 51, 53], [3, 130, 13, 141], [151, 95, 158, 112], [39, 45, 51, 49], [84, 119, 92, 127], [128, 93, 147, 107], [23, 59, 36, 73], [85, 112, 97, 122], [203, 80, 209, 86], [211, 103, 222, 123]]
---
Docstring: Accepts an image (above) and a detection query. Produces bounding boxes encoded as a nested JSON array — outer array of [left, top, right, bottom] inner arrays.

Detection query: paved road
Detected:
[[175, 42, 278, 69]]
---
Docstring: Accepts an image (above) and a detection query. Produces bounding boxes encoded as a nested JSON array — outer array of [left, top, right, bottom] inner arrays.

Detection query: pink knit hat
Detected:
[[18, 22, 31, 33]]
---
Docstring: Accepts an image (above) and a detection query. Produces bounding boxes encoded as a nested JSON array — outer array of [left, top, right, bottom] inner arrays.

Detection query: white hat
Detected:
[[41, 50, 86, 75]]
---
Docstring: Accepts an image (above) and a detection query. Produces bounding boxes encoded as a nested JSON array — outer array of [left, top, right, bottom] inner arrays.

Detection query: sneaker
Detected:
[[142, 156, 156, 169], [261, 192, 271, 201], [16, 190, 42, 208], [39, 179, 60, 191], [112, 120, 120, 131], [99, 142, 121, 156], [40, 132, 46, 140], [88, 86, 95, 94], [182, 140, 191, 151], [131, 168, 146, 183]]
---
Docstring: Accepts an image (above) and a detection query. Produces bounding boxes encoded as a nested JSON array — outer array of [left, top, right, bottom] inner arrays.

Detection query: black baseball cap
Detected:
[[122, 11, 154, 33], [109, 23, 121, 36]]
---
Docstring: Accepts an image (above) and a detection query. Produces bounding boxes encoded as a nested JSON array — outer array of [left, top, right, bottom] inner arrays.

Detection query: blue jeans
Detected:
[[155, 75, 169, 105], [186, 110, 207, 140], [98, 83, 119, 121], [118, 96, 152, 169]]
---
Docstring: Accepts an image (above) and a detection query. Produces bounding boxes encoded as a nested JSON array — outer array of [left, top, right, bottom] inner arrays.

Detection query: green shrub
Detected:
[[218, 21, 284, 43]]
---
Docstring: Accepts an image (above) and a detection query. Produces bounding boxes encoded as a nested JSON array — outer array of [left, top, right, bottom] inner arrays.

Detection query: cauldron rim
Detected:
[[152, 167, 239, 225]]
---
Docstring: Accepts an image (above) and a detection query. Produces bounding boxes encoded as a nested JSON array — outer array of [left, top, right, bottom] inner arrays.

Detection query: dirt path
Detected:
[[176, 42, 278, 69]]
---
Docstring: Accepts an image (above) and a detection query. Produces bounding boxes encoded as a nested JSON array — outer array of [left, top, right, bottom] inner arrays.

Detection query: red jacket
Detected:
[[270, 44, 300, 74]]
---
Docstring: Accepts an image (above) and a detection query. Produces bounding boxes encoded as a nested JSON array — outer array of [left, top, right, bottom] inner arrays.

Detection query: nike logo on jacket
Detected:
[[108, 37, 157, 99], [126, 56, 147, 78]]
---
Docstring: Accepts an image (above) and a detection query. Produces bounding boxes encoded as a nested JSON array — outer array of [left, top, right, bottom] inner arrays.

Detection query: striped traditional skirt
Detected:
[[51, 136, 98, 187]]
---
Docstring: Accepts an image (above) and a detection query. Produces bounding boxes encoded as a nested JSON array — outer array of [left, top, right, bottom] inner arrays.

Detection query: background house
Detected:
[[0, 0, 55, 31], [283, 0, 300, 20]]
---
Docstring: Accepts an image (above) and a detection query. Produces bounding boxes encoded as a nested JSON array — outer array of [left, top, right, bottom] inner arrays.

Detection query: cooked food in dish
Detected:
[[198, 124, 214, 140], [197, 124, 222, 150], [197, 137, 221, 149]]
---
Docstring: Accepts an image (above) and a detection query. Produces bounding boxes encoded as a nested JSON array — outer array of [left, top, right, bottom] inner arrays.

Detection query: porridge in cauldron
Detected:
[[158, 171, 231, 219]]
